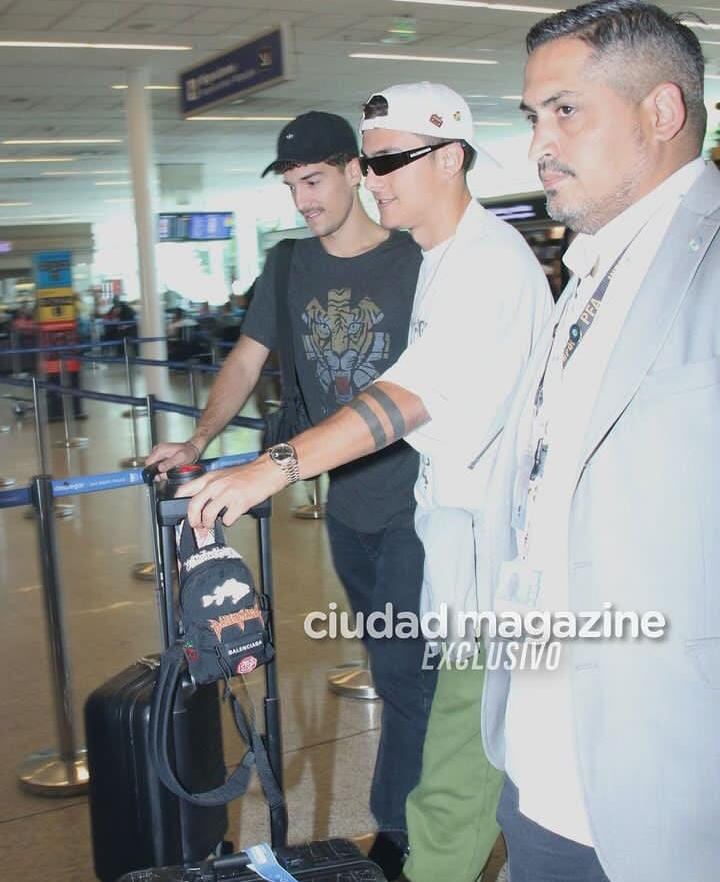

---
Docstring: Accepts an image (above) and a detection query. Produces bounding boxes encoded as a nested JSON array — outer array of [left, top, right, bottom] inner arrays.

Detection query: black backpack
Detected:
[[149, 519, 282, 811]]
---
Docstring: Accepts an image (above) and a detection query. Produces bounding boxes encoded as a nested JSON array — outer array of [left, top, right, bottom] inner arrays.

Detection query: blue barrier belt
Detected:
[[0, 486, 32, 509], [0, 452, 258, 509], [245, 844, 300, 882]]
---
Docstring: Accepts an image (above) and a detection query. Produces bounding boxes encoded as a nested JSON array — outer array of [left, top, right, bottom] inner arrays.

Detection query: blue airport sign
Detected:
[[33, 250, 72, 289], [179, 24, 293, 118]]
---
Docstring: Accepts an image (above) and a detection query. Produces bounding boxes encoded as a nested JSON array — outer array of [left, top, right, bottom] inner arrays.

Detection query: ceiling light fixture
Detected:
[[0, 40, 191, 50], [392, 0, 562, 14], [3, 138, 122, 145], [95, 181, 131, 186], [350, 52, 498, 64], [42, 170, 123, 176], [701, 40, 720, 45], [0, 201, 31, 207], [501, 95, 523, 100], [0, 157, 74, 163], [104, 198, 133, 203], [0, 213, 95, 221], [475, 120, 513, 126], [186, 115, 294, 121], [112, 84, 180, 90], [706, 73, 720, 78]]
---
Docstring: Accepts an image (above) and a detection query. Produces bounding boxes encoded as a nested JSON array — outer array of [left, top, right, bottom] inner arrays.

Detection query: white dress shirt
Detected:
[[502, 158, 706, 845]]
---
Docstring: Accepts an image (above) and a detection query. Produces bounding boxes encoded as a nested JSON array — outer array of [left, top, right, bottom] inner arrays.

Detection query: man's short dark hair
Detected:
[[273, 152, 358, 175], [362, 94, 389, 120], [526, 0, 707, 147]]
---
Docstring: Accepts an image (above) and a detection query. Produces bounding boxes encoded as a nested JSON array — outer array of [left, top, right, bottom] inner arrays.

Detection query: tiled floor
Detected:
[[0, 363, 505, 881]]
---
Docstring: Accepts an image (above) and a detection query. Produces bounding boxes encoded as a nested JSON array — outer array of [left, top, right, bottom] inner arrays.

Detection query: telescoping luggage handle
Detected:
[[140, 463, 272, 524], [139, 464, 287, 826]]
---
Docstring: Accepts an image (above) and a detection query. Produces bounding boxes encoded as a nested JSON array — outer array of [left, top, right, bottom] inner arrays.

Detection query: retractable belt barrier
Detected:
[[0, 452, 258, 510], [1, 337, 279, 377], [0, 373, 266, 431], [6, 451, 259, 798]]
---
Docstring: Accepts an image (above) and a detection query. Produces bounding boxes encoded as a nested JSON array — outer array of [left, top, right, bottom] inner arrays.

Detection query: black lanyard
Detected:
[[562, 243, 630, 367]]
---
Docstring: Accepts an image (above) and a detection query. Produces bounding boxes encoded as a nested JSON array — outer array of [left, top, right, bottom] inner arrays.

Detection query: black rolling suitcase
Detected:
[[119, 839, 386, 881], [114, 467, 386, 882], [85, 463, 254, 881]]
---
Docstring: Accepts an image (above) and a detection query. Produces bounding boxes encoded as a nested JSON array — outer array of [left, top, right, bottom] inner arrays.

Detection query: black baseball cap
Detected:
[[261, 111, 358, 177]]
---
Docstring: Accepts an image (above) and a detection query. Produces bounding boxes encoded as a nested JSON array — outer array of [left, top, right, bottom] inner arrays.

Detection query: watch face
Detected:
[[270, 443, 294, 463]]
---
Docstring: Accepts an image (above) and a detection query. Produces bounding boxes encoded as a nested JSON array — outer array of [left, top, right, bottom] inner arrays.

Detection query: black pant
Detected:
[[498, 776, 611, 882], [325, 509, 437, 833]]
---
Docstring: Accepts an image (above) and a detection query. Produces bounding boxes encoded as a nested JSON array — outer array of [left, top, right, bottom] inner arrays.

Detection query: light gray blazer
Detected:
[[479, 162, 720, 882]]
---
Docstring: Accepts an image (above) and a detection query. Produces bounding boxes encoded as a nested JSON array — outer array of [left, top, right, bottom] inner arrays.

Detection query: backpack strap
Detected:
[[149, 644, 285, 810], [272, 239, 311, 430]]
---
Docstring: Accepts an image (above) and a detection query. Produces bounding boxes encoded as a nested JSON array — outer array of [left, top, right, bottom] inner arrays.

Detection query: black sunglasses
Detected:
[[359, 141, 454, 177]]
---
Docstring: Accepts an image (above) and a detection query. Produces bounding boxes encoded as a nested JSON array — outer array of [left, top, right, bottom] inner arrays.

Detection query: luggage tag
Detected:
[[175, 521, 215, 549], [495, 558, 542, 616], [244, 843, 301, 882]]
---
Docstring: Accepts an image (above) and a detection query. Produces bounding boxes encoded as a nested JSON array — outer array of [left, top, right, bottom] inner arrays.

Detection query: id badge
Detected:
[[495, 558, 542, 614], [511, 453, 534, 531]]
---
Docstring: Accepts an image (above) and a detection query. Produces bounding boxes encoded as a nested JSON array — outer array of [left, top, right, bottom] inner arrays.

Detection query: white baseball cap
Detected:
[[359, 81, 498, 167]]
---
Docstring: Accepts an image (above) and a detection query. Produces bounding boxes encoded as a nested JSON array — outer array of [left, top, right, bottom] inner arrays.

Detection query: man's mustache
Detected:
[[538, 160, 575, 178]]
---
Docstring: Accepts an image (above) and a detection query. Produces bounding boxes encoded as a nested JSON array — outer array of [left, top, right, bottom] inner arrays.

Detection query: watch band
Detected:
[[267, 443, 300, 485]]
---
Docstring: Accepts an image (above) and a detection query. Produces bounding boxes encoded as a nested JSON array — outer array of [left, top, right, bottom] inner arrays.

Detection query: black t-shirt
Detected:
[[242, 230, 422, 532]]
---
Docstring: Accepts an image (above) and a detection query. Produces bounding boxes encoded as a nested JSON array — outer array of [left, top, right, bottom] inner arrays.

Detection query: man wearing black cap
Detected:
[[147, 111, 433, 877]]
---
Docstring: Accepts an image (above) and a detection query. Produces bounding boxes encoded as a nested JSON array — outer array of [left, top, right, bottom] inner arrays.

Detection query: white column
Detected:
[[125, 67, 170, 401], [233, 189, 261, 294]]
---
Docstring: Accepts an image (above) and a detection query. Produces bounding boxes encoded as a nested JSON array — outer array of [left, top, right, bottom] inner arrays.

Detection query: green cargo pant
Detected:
[[403, 650, 504, 882]]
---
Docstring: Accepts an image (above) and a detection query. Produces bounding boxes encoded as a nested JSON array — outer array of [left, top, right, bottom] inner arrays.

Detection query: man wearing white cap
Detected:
[[180, 83, 552, 881]]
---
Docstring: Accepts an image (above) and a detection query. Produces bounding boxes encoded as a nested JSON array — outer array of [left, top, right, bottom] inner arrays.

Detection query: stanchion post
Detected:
[[122, 336, 147, 419], [120, 338, 146, 468], [0, 420, 15, 485], [10, 327, 21, 376], [53, 357, 88, 449], [89, 319, 101, 371], [131, 392, 158, 583], [188, 359, 199, 427], [32, 376, 49, 475], [16, 475, 88, 795], [146, 392, 158, 446], [29, 377, 74, 520], [292, 475, 326, 520]]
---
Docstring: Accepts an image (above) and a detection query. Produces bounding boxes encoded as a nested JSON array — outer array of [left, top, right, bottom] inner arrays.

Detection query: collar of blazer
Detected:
[[578, 162, 720, 473]]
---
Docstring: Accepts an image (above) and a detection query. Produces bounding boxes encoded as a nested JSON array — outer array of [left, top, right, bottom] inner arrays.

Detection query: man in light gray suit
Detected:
[[480, 1, 720, 880]]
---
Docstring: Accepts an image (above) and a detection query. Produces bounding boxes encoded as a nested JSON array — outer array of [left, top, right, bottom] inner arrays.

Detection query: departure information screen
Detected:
[[158, 212, 234, 242]]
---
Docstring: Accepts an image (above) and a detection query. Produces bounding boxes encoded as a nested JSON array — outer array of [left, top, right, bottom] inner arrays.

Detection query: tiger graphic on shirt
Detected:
[[301, 288, 390, 403]]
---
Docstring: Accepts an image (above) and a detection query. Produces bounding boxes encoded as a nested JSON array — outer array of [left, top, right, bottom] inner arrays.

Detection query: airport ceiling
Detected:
[[0, 0, 718, 223]]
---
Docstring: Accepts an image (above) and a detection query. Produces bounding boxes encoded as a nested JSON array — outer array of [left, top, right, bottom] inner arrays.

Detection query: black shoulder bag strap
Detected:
[[149, 646, 285, 811], [273, 238, 310, 428]]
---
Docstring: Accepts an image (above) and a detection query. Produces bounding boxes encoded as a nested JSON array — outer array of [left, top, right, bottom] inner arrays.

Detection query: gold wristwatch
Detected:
[[266, 442, 300, 485]]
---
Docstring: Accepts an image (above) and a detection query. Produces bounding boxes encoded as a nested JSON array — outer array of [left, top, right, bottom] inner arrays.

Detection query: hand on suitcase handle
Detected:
[[177, 458, 285, 529]]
